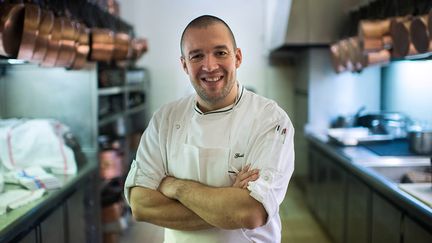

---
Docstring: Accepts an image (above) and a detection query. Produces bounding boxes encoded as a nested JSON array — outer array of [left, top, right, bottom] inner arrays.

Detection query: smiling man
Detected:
[[124, 15, 295, 243]]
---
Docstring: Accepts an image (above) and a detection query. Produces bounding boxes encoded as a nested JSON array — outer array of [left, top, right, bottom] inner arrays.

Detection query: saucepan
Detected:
[[408, 129, 432, 155], [17, 3, 41, 61], [69, 22, 90, 70], [90, 28, 115, 62], [410, 15, 430, 54], [0, 3, 25, 58], [31, 9, 54, 63], [55, 17, 78, 67]]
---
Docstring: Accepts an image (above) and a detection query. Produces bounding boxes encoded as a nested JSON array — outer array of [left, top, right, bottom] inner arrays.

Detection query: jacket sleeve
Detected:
[[124, 111, 167, 205], [246, 105, 295, 222]]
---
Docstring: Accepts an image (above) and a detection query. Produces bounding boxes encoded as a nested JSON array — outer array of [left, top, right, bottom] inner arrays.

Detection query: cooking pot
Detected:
[[410, 15, 430, 54], [356, 112, 411, 138], [0, 3, 25, 58], [408, 130, 432, 155], [17, 4, 41, 61]]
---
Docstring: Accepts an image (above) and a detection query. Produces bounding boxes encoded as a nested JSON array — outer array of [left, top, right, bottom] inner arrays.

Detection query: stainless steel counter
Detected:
[[306, 131, 432, 229]]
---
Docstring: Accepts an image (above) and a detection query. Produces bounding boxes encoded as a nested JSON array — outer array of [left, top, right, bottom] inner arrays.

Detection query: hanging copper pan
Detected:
[[17, 4, 41, 61], [358, 19, 391, 39], [330, 42, 346, 73], [0, 3, 24, 58], [41, 16, 63, 67], [31, 9, 54, 63], [129, 37, 148, 60], [366, 49, 391, 66], [347, 37, 367, 72], [90, 28, 115, 62], [410, 15, 429, 54], [112, 32, 131, 61], [69, 22, 90, 70], [390, 16, 418, 58], [55, 17, 78, 67]]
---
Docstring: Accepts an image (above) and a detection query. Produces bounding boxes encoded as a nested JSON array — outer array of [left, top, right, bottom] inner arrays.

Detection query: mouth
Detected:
[[200, 75, 224, 82]]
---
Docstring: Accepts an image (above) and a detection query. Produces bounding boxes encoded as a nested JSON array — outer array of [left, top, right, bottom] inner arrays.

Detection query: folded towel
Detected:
[[0, 189, 45, 215], [4, 166, 62, 190]]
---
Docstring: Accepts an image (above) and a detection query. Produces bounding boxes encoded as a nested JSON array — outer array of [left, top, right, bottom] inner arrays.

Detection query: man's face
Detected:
[[181, 23, 242, 111]]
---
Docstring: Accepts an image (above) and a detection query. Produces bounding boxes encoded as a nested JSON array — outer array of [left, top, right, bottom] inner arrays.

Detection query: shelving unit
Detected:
[[97, 65, 150, 241]]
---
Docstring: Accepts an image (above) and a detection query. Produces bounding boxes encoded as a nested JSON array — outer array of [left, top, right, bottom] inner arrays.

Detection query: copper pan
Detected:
[[129, 37, 148, 60], [0, 3, 24, 57], [55, 17, 78, 67], [41, 16, 63, 67], [31, 9, 54, 63], [69, 22, 90, 70], [429, 10, 432, 42], [90, 28, 114, 62], [410, 15, 430, 54], [112, 32, 131, 61], [339, 39, 354, 72], [358, 19, 391, 39], [330, 42, 346, 73], [390, 16, 416, 58], [347, 37, 367, 72], [17, 4, 41, 61], [366, 49, 390, 66]]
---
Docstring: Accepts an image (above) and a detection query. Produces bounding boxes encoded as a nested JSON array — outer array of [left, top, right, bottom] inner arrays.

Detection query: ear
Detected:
[[235, 48, 242, 68], [180, 56, 189, 74]]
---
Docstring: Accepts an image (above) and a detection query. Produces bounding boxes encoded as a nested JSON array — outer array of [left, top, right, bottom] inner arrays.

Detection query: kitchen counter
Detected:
[[0, 159, 99, 242], [305, 131, 432, 230]]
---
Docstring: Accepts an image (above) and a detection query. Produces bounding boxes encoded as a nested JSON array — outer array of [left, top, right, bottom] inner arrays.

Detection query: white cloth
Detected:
[[124, 85, 295, 243], [0, 119, 77, 175]]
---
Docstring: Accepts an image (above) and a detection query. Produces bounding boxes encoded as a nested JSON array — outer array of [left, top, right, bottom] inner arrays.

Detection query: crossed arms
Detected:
[[129, 165, 268, 230]]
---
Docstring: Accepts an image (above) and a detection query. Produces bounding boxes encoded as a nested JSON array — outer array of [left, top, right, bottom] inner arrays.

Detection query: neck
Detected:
[[197, 83, 238, 113]]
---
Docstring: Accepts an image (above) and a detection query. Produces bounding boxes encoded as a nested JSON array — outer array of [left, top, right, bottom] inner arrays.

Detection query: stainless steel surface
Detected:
[[0, 64, 98, 153]]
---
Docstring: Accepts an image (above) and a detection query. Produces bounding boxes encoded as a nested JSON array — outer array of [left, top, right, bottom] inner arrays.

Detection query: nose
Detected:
[[202, 55, 218, 72]]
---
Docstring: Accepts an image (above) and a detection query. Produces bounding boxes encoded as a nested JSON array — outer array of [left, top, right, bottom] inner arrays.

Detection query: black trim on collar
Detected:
[[194, 86, 244, 115]]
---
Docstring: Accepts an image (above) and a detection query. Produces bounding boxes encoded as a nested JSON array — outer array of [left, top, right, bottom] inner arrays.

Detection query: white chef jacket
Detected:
[[124, 84, 295, 243]]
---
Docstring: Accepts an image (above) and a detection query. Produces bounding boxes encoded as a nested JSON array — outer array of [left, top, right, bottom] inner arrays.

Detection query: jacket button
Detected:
[[175, 124, 180, 129]]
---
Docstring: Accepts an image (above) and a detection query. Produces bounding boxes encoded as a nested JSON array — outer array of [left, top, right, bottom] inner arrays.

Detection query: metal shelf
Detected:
[[98, 112, 124, 127], [98, 87, 124, 96], [126, 104, 147, 116]]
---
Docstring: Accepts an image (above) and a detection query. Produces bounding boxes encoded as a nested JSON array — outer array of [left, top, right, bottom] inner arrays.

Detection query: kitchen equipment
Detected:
[[0, 3, 24, 58], [390, 16, 419, 58], [356, 112, 411, 138], [69, 22, 90, 70], [55, 17, 78, 67], [358, 19, 391, 39], [331, 106, 366, 128], [31, 9, 54, 63], [410, 15, 430, 54], [17, 3, 41, 61], [41, 16, 63, 67], [90, 28, 115, 62], [408, 130, 432, 155], [112, 32, 131, 61]]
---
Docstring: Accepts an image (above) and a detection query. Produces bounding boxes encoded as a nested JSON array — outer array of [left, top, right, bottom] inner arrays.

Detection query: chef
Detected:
[[124, 15, 295, 243]]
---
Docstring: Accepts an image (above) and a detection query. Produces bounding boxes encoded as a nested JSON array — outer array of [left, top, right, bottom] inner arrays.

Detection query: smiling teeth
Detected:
[[204, 76, 222, 82]]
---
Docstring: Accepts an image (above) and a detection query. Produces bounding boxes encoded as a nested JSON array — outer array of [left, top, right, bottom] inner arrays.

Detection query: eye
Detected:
[[189, 54, 204, 61], [215, 51, 228, 56]]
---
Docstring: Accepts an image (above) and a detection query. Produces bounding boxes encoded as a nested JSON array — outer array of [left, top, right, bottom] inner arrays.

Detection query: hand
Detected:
[[158, 176, 179, 199], [232, 164, 259, 189]]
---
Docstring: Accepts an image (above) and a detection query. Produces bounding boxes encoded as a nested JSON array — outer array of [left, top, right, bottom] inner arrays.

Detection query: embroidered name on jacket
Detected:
[[234, 153, 244, 158]]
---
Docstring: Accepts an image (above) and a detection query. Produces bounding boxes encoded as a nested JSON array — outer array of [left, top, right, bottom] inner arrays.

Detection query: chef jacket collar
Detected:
[[194, 82, 244, 115]]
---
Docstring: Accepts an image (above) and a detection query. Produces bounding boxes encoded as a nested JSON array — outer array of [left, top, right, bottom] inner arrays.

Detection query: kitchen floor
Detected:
[[119, 180, 332, 243]]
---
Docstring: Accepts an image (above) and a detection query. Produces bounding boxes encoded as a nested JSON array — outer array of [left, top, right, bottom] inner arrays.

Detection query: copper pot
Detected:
[[0, 3, 24, 58], [41, 16, 63, 67], [330, 42, 346, 73], [112, 32, 131, 61], [90, 28, 114, 62], [358, 19, 391, 39], [390, 16, 418, 58], [31, 9, 54, 63], [129, 37, 148, 60], [410, 15, 430, 54], [55, 17, 78, 67], [347, 37, 367, 72], [366, 49, 391, 66], [17, 4, 41, 61], [69, 22, 90, 70]]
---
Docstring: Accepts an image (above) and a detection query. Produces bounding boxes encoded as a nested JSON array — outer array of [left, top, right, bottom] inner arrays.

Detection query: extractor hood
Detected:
[[269, 0, 361, 52]]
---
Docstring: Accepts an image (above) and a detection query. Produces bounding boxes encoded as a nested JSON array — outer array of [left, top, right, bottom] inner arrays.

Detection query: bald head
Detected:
[[180, 15, 237, 56]]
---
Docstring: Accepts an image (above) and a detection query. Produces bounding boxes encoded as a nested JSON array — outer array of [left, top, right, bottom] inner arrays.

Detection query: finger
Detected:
[[238, 169, 259, 181]]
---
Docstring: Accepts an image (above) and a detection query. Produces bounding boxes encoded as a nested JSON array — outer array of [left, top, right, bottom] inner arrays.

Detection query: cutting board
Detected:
[[399, 183, 432, 208]]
